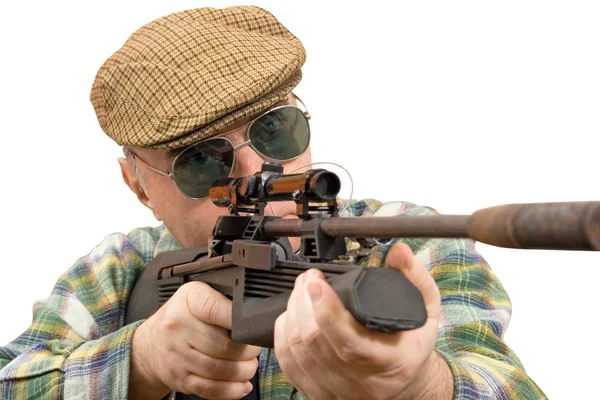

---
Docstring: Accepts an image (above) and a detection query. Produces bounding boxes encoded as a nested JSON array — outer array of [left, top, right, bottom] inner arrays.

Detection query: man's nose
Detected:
[[231, 144, 265, 177]]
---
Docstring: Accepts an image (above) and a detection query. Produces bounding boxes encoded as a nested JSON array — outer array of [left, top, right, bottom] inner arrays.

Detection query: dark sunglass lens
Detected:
[[248, 107, 310, 161], [173, 138, 234, 198]]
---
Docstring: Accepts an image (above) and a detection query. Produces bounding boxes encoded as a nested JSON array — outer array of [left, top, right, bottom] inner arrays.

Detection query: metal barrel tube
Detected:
[[263, 202, 600, 251], [263, 215, 471, 238]]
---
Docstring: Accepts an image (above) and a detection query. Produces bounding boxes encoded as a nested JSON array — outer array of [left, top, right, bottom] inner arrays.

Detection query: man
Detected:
[[0, 6, 546, 399]]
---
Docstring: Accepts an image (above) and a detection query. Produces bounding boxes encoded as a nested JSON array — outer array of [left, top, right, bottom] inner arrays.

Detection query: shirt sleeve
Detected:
[[368, 201, 547, 399], [428, 236, 546, 399], [0, 229, 157, 399]]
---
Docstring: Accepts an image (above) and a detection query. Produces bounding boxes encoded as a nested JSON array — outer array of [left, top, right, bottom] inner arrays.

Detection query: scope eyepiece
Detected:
[[309, 170, 340, 201]]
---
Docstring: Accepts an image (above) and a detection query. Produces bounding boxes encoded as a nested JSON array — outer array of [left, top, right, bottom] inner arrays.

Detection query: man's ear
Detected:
[[118, 158, 162, 221]]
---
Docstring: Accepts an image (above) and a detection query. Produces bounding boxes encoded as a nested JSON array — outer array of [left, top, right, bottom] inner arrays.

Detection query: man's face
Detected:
[[120, 96, 312, 250]]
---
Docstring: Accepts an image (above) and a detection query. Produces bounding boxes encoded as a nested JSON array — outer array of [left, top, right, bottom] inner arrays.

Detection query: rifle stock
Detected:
[[125, 241, 427, 348]]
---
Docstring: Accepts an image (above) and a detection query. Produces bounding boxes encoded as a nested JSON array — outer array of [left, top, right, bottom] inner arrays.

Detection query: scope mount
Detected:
[[209, 162, 347, 262]]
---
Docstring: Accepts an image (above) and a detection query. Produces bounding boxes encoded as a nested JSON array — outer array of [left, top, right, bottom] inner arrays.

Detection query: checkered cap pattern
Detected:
[[90, 6, 306, 148]]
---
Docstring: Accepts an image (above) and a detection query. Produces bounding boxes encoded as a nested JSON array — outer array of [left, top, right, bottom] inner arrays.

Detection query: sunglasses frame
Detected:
[[128, 96, 311, 200]]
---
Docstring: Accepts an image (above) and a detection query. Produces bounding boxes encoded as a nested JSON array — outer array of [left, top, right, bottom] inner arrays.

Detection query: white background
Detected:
[[0, 1, 598, 399]]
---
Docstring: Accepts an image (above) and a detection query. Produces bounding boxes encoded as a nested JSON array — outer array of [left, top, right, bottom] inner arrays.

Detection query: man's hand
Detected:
[[274, 242, 453, 400], [129, 282, 261, 399]]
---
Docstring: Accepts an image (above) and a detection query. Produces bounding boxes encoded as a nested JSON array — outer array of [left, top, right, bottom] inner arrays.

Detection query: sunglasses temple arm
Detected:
[[131, 153, 174, 178], [292, 94, 311, 119]]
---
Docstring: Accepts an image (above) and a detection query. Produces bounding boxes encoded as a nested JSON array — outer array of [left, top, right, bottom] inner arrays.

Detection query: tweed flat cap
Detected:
[[90, 6, 306, 148]]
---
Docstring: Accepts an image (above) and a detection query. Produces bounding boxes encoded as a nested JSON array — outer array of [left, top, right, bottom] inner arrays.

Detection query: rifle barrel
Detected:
[[263, 216, 470, 238], [263, 202, 600, 251]]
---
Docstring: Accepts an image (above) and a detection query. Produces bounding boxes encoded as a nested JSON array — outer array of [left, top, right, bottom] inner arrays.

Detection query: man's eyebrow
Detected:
[[274, 98, 290, 107], [166, 147, 184, 159]]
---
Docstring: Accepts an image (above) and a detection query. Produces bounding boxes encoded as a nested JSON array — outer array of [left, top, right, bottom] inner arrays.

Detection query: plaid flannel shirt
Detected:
[[0, 199, 547, 399]]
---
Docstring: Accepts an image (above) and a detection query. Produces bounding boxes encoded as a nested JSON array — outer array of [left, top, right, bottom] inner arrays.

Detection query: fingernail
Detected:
[[300, 272, 307, 284], [306, 269, 318, 280], [244, 382, 253, 394], [307, 281, 322, 302], [295, 272, 306, 287]]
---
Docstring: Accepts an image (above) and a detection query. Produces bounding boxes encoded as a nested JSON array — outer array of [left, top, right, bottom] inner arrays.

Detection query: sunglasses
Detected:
[[129, 100, 311, 199]]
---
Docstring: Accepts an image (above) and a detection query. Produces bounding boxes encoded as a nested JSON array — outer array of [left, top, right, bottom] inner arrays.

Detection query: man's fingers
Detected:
[[180, 374, 253, 400], [274, 311, 326, 399], [306, 273, 374, 364], [182, 350, 258, 382], [186, 323, 261, 361], [286, 271, 333, 367], [385, 242, 441, 317], [183, 281, 262, 361], [185, 281, 233, 330]]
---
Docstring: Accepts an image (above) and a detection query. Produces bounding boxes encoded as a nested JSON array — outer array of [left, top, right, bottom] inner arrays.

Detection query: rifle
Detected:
[[125, 162, 600, 348]]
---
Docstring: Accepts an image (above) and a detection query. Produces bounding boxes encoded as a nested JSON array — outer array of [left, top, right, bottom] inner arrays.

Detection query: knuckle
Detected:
[[163, 309, 184, 331], [176, 281, 206, 301], [200, 293, 220, 322], [154, 304, 183, 335], [220, 335, 240, 354], [227, 359, 256, 383], [336, 343, 368, 364], [201, 356, 222, 378], [287, 326, 304, 347], [218, 337, 256, 362], [181, 373, 201, 395], [186, 283, 220, 322], [300, 326, 322, 347]]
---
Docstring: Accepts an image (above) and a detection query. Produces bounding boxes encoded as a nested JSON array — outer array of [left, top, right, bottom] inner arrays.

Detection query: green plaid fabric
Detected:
[[0, 199, 547, 399]]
